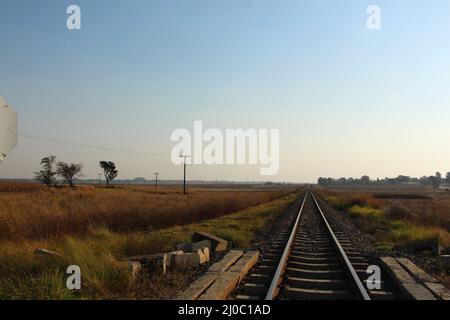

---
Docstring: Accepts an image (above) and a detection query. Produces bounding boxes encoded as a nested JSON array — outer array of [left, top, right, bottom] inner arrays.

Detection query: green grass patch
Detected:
[[374, 242, 395, 252], [348, 205, 384, 219], [388, 221, 450, 247], [321, 192, 450, 252]]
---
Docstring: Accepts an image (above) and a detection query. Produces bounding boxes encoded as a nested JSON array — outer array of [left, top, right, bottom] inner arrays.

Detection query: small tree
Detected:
[[99, 161, 118, 186], [429, 172, 442, 189], [446, 172, 450, 185], [57, 162, 83, 187], [419, 176, 430, 186], [361, 175, 371, 184], [34, 156, 58, 187]]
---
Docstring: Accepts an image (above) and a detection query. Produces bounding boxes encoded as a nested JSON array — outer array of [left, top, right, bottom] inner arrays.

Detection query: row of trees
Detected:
[[34, 156, 118, 187], [318, 172, 450, 189]]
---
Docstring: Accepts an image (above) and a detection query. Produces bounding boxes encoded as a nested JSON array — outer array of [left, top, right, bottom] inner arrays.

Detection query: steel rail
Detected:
[[311, 192, 371, 300], [265, 192, 308, 300]]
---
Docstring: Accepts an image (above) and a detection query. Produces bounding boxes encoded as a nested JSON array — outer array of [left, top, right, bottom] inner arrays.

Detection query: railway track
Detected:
[[234, 191, 397, 300]]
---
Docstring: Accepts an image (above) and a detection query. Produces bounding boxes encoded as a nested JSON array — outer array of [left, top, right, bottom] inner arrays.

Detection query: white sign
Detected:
[[0, 97, 18, 162]]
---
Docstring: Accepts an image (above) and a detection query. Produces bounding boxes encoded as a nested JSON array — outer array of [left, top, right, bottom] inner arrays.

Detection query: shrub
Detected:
[[0, 187, 293, 240], [387, 202, 418, 221], [348, 205, 384, 219]]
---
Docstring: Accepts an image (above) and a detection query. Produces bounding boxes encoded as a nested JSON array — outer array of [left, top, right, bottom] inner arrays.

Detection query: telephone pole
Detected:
[[154, 172, 159, 190], [180, 154, 191, 195]]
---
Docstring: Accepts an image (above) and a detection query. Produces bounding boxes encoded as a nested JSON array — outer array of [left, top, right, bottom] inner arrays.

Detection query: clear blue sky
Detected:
[[1, 0, 450, 182]]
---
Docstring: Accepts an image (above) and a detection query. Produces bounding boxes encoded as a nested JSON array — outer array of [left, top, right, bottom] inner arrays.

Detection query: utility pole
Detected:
[[154, 172, 159, 190], [180, 154, 191, 195]]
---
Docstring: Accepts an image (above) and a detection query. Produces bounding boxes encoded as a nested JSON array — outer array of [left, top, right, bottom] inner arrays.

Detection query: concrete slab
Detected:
[[123, 253, 166, 263], [174, 272, 220, 300], [198, 270, 240, 300], [396, 258, 450, 300], [423, 281, 450, 300], [172, 252, 201, 270], [176, 240, 211, 253], [440, 255, 450, 272], [123, 250, 183, 266], [229, 251, 260, 284], [380, 257, 436, 300], [198, 248, 210, 265], [208, 250, 243, 273], [192, 232, 228, 252], [191, 240, 211, 252], [396, 258, 439, 283]]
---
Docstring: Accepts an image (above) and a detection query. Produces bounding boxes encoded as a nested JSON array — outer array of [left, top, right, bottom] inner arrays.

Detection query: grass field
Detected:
[[0, 182, 295, 240], [0, 182, 299, 299], [317, 186, 450, 251]]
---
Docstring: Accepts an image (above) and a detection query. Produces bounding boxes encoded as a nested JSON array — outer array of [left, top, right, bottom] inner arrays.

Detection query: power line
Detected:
[[18, 132, 170, 157]]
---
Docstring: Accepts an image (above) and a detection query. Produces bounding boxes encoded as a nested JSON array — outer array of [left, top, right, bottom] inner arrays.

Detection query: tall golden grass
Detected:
[[0, 181, 46, 192], [0, 185, 293, 240]]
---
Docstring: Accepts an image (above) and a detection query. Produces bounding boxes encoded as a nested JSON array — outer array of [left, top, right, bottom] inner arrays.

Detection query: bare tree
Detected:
[[57, 162, 83, 187], [99, 161, 118, 186], [34, 156, 58, 187]]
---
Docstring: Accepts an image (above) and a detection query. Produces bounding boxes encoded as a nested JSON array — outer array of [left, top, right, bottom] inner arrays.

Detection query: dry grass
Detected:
[[0, 192, 299, 299], [318, 187, 450, 250], [0, 185, 293, 240], [0, 181, 45, 192]]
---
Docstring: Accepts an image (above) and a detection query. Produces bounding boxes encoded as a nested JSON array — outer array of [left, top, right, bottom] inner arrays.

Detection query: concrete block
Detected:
[[380, 257, 436, 300], [208, 250, 243, 273], [123, 253, 166, 264], [165, 250, 184, 267], [176, 240, 211, 253], [174, 272, 219, 300], [191, 240, 211, 252], [122, 261, 142, 279], [172, 252, 200, 270], [123, 250, 183, 267], [203, 247, 210, 263], [198, 248, 210, 265], [198, 270, 240, 300], [156, 256, 167, 275], [440, 255, 450, 272], [176, 243, 189, 251], [403, 241, 443, 255], [192, 232, 228, 252], [229, 251, 260, 284]]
